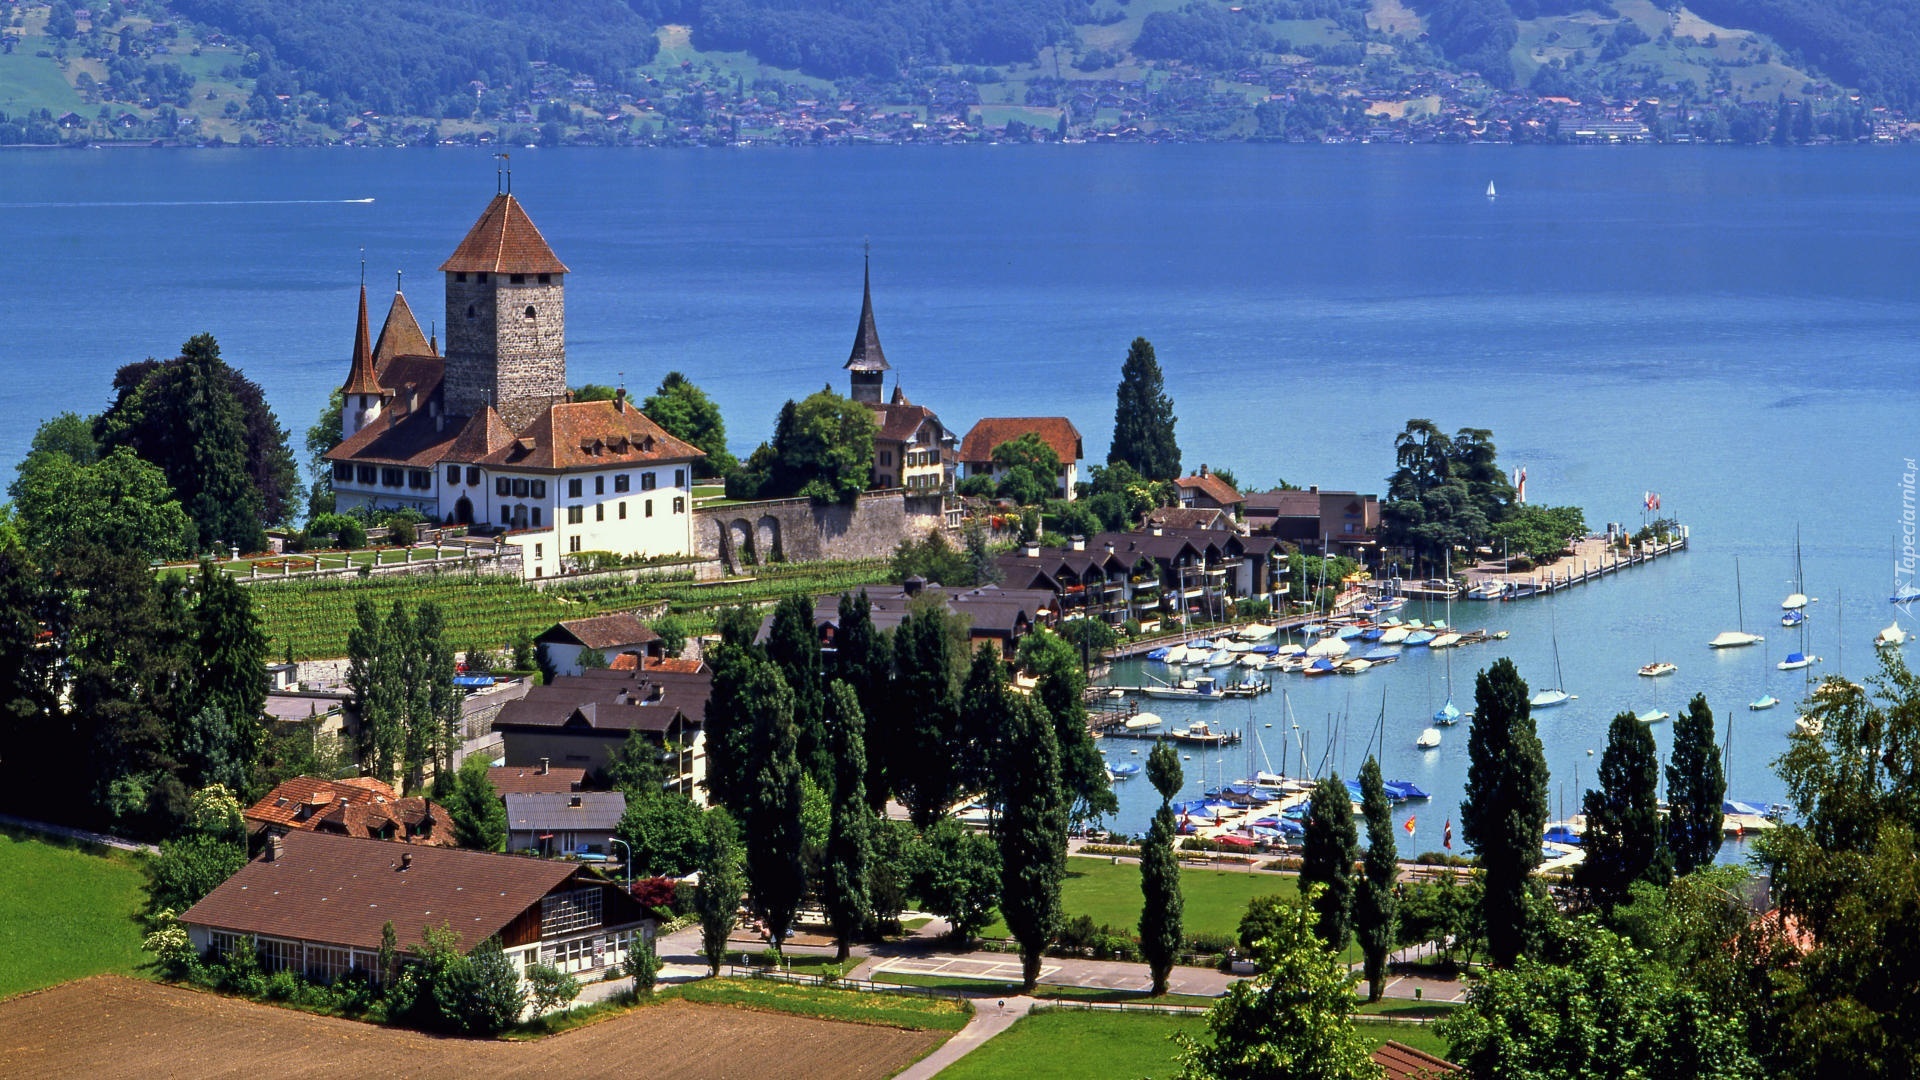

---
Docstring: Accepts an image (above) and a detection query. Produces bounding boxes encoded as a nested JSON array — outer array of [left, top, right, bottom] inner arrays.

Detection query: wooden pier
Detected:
[[1454, 529, 1688, 600]]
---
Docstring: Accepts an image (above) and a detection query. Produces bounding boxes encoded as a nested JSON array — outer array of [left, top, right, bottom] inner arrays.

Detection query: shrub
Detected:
[[1187, 930, 1236, 956], [631, 876, 679, 910], [526, 963, 581, 1017]]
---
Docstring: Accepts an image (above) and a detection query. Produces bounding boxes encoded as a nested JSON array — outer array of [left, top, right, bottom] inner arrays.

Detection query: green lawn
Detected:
[[0, 830, 149, 999], [984, 857, 1303, 947], [0, 49, 82, 112], [938, 1008, 1451, 1079], [872, 972, 1216, 1009], [665, 977, 972, 1032]]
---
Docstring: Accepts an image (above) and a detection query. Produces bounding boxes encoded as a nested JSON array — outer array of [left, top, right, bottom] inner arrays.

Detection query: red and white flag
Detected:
[[1402, 816, 1416, 836], [1513, 467, 1527, 504], [1443, 819, 1453, 850]]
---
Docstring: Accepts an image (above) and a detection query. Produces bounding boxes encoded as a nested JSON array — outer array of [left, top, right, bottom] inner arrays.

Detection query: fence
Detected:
[[726, 965, 965, 1001]]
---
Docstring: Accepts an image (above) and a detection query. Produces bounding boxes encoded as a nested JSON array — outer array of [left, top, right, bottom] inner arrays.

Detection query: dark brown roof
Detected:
[[871, 401, 943, 445], [373, 288, 434, 364], [958, 417, 1083, 466], [180, 830, 582, 953], [469, 398, 703, 472], [325, 398, 461, 469], [539, 613, 660, 651], [504, 792, 626, 833], [487, 765, 587, 795], [1146, 507, 1227, 531], [1371, 1041, 1462, 1079], [1243, 489, 1324, 516], [341, 285, 381, 396], [1177, 471, 1244, 506], [493, 668, 713, 735], [438, 193, 570, 275], [843, 257, 889, 373]]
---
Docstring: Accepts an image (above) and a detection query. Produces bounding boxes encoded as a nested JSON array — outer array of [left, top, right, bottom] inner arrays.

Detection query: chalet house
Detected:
[[505, 792, 626, 856], [843, 258, 955, 499], [180, 830, 647, 991], [957, 417, 1083, 500], [491, 668, 710, 795], [1145, 506, 1228, 532], [535, 612, 661, 677], [325, 194, 703, 580], [245, 776, 454, 846], [1175, 466, 1244, 518], [1243, 486, 1380, 560], [488, 761, 587, 796], [998, 526, 1283, 628], [782, 578, 1057, 660]]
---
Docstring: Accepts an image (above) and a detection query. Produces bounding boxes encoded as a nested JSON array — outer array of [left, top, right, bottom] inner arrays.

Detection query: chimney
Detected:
[[1309, 485, 1319, 494], [569, 795, 583, 809], [614, 387, 627, 412], [265, 834, 285, 862], [1070, 535, 1086, 552], [1199, 464, 1209, 477], [400, 852, 413, 871], [539, 757, 550, 775], [1022, 542, 1040, 558], [1150, 524, 1164, 537]]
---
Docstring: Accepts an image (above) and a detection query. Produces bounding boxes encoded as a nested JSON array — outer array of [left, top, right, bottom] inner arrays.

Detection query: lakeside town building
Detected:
[[326, 193, 702, 579]]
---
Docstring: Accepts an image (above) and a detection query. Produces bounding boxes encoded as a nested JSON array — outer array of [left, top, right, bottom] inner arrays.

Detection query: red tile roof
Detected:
[[1146, 506, 1227, 531], [373, 288, 434, 364], [445, 405, 516, 462], [180, 830, 584, 953], [341, 285, 381, 396], [870, 399, 943, 444], [468, 397, 702, 471], [244, 777, 454, 846], [1371, 1040, 1462, 1079], [438, 193, 570, 275], [487, 765, 587, 795], [540, 613, 659, 651], [1177, 471, 1244, 506], [958, 417, 1082, 465]]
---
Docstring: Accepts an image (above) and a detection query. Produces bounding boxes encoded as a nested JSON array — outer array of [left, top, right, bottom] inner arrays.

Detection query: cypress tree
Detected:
[[766, 592, 830, 783], [823, 680, 874, 961], [447, 754, 507, 851], [416, 602, 462, 778], [1666, 693, 1726, 876], [1301, 773, 1359, 952], [1353, 756, 1399, 1001], [1018, 629, 1118, 822], [1140, 740, 1184, 995], [1461, 658, 1550, 966], [695, 808, 746, 976], [892, 600, 962, 827], [700, 640, 762, 810], [996, 695, 1067, 991], [1108, 337, 1181, 481], [957, 645, 1014, 794], [1577, 710, 1673, 909], [833, 590, 893, 812], [740, 660, 806, 953], [193, 560, 267, 780]]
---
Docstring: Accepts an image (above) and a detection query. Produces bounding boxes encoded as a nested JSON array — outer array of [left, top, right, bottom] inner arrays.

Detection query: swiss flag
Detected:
[[1443, 819, 1453, 850]]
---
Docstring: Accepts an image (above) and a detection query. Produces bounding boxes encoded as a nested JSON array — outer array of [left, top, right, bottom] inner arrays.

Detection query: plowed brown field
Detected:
[[0, 977, 944, 1079]]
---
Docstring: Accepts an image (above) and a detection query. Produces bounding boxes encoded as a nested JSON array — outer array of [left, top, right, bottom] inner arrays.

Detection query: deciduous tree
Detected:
[[741, 660, 806, 952], [642, 371, 737, 477], [1016, 628, 1117, 822], [695, 807, 746, 976], [823, 681, 874, 961]]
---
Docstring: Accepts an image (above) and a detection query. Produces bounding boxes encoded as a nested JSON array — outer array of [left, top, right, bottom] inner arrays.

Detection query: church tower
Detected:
[[844, 253, 889, 405], [439, 193, 569, 429], [341, 284, 383, 439]]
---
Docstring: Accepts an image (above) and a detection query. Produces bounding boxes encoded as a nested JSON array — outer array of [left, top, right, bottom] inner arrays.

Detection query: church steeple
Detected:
[[845, 248, 889, 405], [374, 272, 435, 363], [343, 284, 381, 396]]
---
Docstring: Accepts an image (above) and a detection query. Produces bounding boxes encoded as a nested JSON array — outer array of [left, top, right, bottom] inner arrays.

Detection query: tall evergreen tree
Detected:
[[1140, 739, 1185, 995], [765, 592, 830, 783], [699, 638, 765, 809], [695, 807, 747, 976], [346, 598, 403, 785], [740, 659, 806, 953], [180, 335, 268, 552], [1353, 756, 1399, 1002], [416, 602, 462, 778], [192, 562, 267, 742], [1667, 693, 1726, 876], [957, 645, 1014, 794], [833, 590, 894, 813], [1300, 773, 1359, 952], [446, 754, 507, 851], [1017, 628, 1118, 822], [1461, 658, 1550, 967], [823, 681, 874, 961], [996, 694, 1067, 991], [892, 599, 963, 826], [0, 541, 58, 817], [1108, 336, 1181, 481], [1576, 710, 1672, 909]]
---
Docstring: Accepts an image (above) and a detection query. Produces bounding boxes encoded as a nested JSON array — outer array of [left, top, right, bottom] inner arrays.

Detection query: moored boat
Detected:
[[1636, 709, 1670, 724], [1416, 727, 1442, 749], [1777, 652, 1817, 671], [1638, 661, 1677, 678], [1876, 622, 1908, 649]]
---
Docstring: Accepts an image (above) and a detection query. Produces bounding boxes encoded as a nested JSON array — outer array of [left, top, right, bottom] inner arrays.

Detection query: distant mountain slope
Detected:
[[666, 0, 1090, 79], [1687, 0, 1920, 109], [169, 0, 661, 114]]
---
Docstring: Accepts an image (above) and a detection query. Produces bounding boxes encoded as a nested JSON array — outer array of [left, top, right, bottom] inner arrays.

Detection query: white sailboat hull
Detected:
[[1709, 631, 1764, 649], [1530, 690, 1572, 708]]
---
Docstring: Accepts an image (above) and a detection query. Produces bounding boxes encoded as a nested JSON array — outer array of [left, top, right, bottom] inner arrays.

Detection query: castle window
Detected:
[[380, 468, 403, 487], [496, 478, 511, 497], [409, 470, 431, 489], [501, 507, 511, 524], [595, 504, 604, 522], [532, 507, 542, 527], [446, 465, 460, 485], [510, 274, 525, 284], [466, 305, 476, 319], [568, 478, 583, 499], [595, 476, 605, 496], [569, 535, 582, 553], [674, 497, 685, 514], [358, 465, 377, 485], [467, 467, 481, 487], [614, 474, 630, 493], [334, 462, 353, 482], [531, 480, 547, 499], [645, 499, 653, 518], [618, 502, 626, 519], [568, 506, 583, 525], [454, 272, 467, 283], [538, 274, 551, 284], [476, 272, 489, 284], [640, 473, 657, 492], [525, 306, 536, 320], [512, 478, 530, 498], [675, 469, 686, 488]]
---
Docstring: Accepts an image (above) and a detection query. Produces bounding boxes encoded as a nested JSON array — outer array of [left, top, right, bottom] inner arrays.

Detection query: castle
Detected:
[[325, 192, 703, 579]]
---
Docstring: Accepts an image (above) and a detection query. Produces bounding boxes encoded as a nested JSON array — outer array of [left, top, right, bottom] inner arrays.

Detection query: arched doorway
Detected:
[[454, 496, 474, 525]]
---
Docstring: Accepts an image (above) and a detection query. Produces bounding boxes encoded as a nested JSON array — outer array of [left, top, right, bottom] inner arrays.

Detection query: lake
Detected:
[[4, 144, 1916, 850]]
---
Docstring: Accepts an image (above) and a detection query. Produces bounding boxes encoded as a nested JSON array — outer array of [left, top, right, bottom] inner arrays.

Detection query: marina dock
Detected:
[[1452, 528, 1688, 600]]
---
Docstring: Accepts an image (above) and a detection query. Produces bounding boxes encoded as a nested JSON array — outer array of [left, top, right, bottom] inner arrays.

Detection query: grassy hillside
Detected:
[[0, 830, 149, 1000]]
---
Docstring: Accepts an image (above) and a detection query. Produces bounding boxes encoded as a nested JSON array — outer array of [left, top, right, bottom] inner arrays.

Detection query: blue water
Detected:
[[4, 145, 1916, 851]]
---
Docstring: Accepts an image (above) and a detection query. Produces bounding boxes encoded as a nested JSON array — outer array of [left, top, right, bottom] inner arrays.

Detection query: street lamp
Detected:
[[609, 837, 632, 890]]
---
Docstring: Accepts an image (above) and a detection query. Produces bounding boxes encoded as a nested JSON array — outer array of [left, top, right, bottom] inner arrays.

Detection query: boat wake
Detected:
[[0, 197, 376, 208]]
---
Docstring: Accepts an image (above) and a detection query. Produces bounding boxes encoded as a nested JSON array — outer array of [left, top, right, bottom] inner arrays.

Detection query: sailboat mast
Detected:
[[1736, 556, 1746, 635]]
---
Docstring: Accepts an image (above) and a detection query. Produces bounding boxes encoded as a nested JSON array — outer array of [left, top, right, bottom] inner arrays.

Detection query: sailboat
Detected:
[[1750, 629, 1779, 710], [1529, 608, 1573, 709], [1876, 622, 1909, 649], [1782, 533, 1811, 610], [1485, 180, 1497, 200], [1416, 727, 1442, 749], [1708, 556, 1765, 649], [1777, 535, 1818, 671]]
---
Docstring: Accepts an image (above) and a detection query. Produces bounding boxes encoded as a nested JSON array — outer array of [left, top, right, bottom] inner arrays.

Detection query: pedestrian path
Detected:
[[891, 995, 1036, 1080]]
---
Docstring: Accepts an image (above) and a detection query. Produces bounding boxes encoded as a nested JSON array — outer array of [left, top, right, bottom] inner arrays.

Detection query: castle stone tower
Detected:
[[438, 193, 570, 428]]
